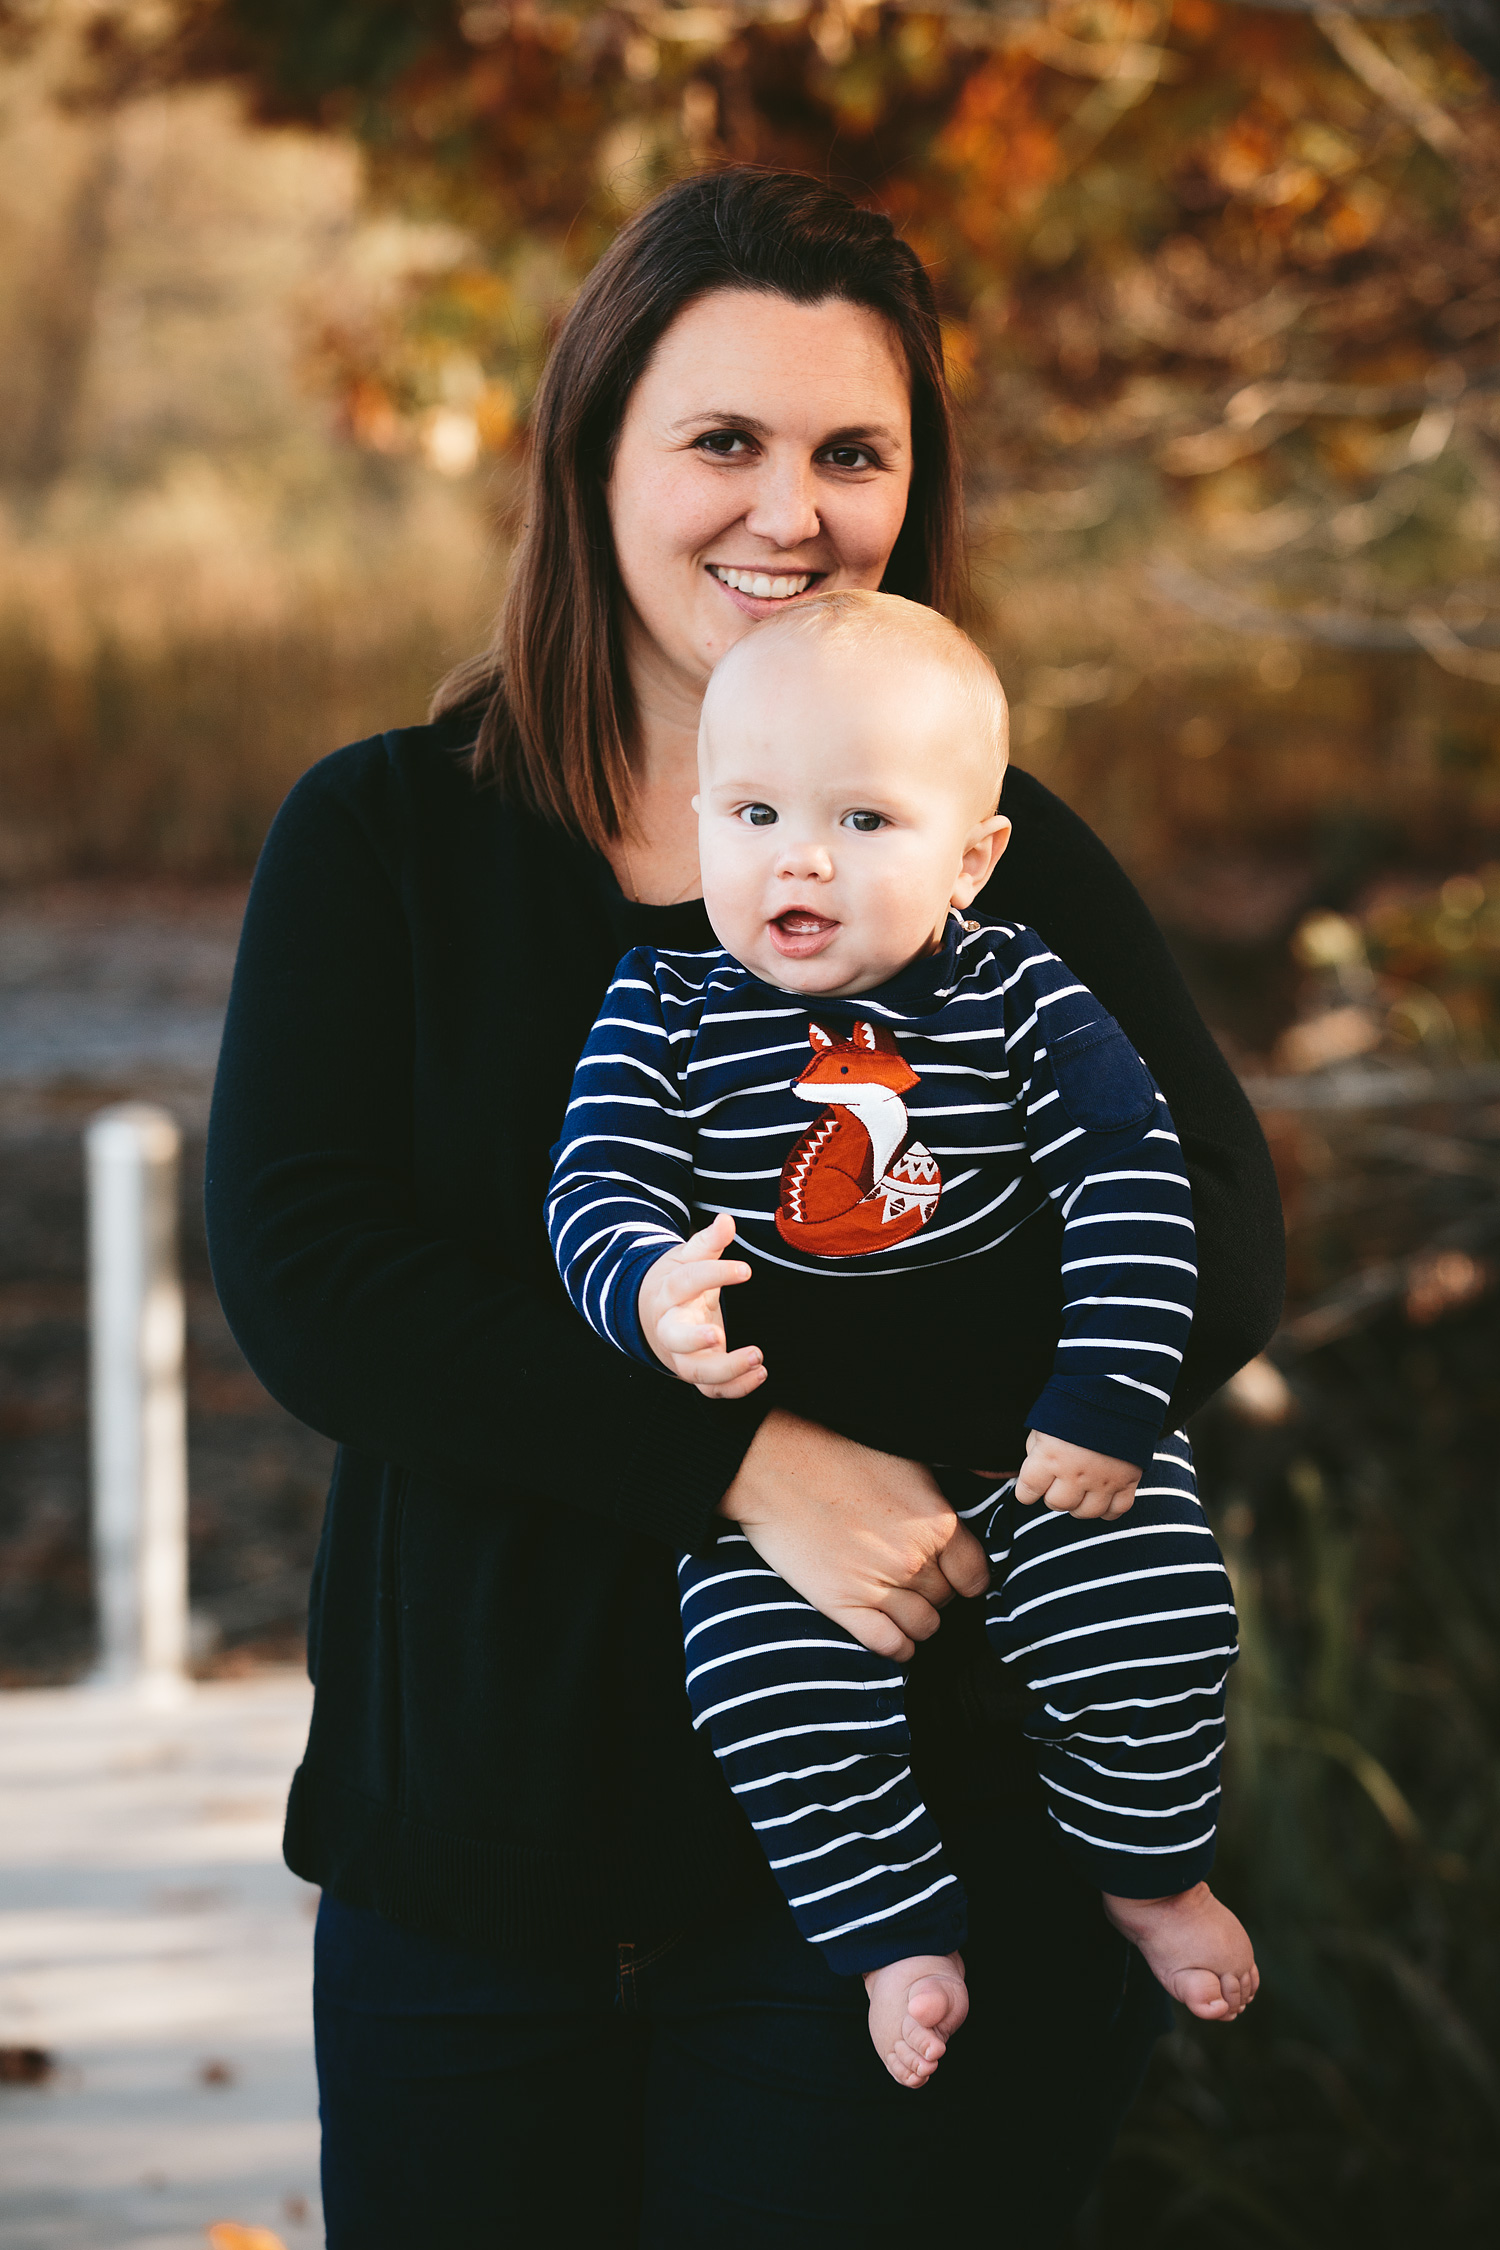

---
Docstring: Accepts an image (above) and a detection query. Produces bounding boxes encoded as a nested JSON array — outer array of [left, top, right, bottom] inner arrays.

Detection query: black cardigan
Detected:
[[205, 715, 1284, 1953]]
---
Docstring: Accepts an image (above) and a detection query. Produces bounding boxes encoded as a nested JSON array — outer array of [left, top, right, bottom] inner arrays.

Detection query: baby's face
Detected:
[[696, 642, 1008, 997]]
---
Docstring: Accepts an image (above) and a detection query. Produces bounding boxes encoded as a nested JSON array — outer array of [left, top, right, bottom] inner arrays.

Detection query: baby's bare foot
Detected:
[[863, 1952, 969, 2088], [1103, 1883, 1259, 2021]]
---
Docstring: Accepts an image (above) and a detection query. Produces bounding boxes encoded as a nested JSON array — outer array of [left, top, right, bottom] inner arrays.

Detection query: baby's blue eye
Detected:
[[842, 810, 885, 833], [739, 803, 777, 827]]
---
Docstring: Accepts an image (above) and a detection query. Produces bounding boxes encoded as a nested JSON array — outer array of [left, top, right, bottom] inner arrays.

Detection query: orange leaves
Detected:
[[1171, 0, 1219, 42], [939, 52, 1060, 244]]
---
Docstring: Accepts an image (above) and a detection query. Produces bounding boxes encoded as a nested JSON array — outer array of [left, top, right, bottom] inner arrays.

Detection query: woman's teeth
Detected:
[[711, 567, 813, 601]]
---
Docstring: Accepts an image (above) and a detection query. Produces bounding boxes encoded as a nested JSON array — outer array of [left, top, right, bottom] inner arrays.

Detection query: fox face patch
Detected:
[[775, 1020, 942, 1259]]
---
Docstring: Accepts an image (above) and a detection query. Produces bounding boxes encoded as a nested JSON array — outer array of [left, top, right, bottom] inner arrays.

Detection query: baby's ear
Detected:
[[952, 814, 1011, 907]]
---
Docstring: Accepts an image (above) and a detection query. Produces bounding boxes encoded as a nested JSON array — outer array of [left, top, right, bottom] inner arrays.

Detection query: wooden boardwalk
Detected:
[[0, 1672, 320, 2250]]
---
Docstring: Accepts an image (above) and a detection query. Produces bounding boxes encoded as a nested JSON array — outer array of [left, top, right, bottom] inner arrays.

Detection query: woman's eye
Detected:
[[696, 430, 752, 458], [739, 803, 778, 827], [842, 810, 886, 833], [820, 444, 877, 471]]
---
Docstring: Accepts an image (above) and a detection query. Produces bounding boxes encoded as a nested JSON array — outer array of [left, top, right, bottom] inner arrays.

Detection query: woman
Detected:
[[207, 169, 1283, 2247]]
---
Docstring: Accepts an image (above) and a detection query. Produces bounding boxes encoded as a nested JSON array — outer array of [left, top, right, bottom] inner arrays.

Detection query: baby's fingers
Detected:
[[657, 1306, 724, 1356], [683, 1344, 764, 1398], [696, 1366, 767, 1401], [678, 1211, 737, 1261], [1067, 1487, 1115, 1519], [659, 1255, 752, 1307]]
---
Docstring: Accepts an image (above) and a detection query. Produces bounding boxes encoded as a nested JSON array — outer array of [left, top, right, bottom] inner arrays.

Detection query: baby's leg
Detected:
[[978, 1436, 1253, 2010], [678, 1537, 969, 2084]]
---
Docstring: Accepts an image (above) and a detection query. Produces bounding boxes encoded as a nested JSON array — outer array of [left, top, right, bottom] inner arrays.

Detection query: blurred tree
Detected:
[[38, 1, 1496, 679]]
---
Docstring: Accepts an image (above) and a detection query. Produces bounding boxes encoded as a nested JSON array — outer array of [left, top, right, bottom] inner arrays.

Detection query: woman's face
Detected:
[[606, 288, 913, 700]]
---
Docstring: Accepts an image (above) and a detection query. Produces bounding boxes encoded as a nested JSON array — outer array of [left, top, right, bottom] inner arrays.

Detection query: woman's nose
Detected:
[[743, 455, 821, 553]]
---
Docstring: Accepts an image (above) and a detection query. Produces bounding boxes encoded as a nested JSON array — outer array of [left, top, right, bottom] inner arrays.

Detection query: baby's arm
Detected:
[[547, 952, 764, 1391], [547, 951, 701, 1357], [1003, 942, 1198, 1515]]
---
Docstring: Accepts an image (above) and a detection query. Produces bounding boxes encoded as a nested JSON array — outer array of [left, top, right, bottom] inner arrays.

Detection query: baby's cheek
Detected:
[[699, 848, 762, 954]]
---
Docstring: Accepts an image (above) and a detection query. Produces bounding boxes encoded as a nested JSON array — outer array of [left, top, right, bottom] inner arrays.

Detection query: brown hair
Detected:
[[431, 167, 966, 852]]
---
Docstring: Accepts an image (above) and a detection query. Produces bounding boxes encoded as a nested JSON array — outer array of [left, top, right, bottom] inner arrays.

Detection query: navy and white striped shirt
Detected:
[[548, 915, 1195, 1470]]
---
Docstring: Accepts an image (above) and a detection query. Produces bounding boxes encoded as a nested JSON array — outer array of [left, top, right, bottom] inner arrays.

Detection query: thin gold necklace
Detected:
[[618, 832, 702, 909]]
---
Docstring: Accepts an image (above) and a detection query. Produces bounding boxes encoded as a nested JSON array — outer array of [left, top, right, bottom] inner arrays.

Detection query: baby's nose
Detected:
[[776, 839, 834, 880]]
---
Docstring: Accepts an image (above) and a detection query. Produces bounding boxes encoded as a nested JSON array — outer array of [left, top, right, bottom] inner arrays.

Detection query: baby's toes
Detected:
[[900, 2015, 948, 2064], [890, 2037, 938, 2086], [906, 1975, 970, 2040], [904, 1982, 950, 2030], [1172, 1967, 1231, 2018], [1222, 1968, 1259, 2017]]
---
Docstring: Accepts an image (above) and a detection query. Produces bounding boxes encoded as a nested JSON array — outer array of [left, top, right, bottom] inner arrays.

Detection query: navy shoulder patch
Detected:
[[1050, 1018, 1156, 1133]]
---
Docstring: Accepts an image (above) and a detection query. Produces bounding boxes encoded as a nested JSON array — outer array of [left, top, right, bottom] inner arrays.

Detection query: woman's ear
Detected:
[[951, 814, 1011, 909]]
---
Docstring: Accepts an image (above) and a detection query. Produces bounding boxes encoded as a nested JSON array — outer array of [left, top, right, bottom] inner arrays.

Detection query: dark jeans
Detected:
[[314, 1806, 1171, 2249]]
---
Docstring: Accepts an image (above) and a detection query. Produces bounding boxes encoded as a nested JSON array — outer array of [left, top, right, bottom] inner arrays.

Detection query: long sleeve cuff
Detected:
[[817, 1887, 970, 1978], [608, 1236, 681, 1367], [1024, 1380, 1165, 1473], [1046, 1808, 1218, 1901]]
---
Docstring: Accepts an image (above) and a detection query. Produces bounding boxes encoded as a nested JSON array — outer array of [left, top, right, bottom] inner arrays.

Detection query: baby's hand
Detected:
[[1015, 1431, 1139, 1520], [638, 1212, 766, 1400]]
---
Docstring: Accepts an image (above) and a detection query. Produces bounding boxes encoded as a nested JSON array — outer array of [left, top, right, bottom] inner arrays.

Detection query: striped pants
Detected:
[[678, 1432, 1237, 1977]]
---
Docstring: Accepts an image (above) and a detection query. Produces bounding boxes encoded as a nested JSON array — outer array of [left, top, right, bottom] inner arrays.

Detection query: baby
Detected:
[[548, 592, 1257, 2086]]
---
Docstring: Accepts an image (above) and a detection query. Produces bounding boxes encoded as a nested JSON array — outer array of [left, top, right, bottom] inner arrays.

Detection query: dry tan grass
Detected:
[[0, 474, 504, 877], [0, 45, 505, 878]]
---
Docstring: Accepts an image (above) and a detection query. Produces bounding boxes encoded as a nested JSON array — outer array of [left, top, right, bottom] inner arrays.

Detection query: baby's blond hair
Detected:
[[702, 590, 1008, 814]]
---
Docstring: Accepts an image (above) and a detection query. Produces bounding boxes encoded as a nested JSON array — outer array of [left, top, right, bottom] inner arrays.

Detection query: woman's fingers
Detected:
[[880, 1586, 945, 1646], [720, 1415, 976, 1651], [902, 1558, 962, 1611], [833, 1605, 915, 1664], [935, 1522, 990, 1600]]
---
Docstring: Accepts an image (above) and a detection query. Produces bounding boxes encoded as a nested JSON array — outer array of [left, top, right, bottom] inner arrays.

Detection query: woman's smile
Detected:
[[708, 563, 824, 613]]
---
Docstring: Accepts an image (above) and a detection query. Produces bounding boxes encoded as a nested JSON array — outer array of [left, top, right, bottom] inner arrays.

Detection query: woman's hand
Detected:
[[719, 1410, 990, 1661]]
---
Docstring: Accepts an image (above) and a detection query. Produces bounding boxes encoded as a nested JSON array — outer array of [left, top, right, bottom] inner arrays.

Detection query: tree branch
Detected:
[[1314, 6, 1468, 151]]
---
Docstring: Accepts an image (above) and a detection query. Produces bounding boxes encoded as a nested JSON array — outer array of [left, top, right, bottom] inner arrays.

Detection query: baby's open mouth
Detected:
[[769, 909, 840, 958]]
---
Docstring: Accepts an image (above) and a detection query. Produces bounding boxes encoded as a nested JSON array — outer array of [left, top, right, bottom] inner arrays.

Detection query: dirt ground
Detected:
[[0, 884, 334, 1683]]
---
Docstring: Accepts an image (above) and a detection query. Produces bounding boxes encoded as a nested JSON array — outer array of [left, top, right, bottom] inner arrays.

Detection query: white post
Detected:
[[86, 1103, 189, 1695]]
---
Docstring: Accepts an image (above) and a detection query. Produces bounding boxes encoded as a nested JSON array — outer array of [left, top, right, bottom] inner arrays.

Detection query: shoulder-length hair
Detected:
[[431, 167, 965, 852]]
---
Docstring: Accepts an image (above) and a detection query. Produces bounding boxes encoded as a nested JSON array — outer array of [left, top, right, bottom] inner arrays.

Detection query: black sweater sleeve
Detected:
[[204, 746, 763, 1551], [986, 768, 1284, 1419]]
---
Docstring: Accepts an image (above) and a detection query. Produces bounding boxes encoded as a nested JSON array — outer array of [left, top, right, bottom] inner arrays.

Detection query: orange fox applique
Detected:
[[775, 1020, 942, 1259]]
